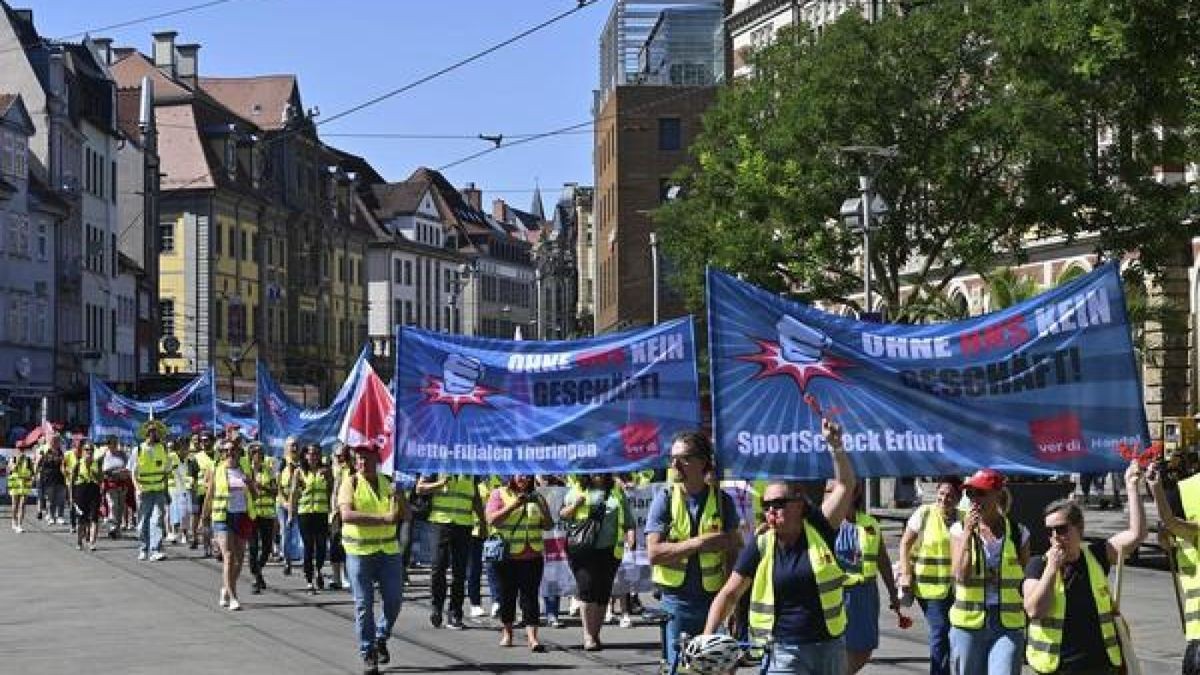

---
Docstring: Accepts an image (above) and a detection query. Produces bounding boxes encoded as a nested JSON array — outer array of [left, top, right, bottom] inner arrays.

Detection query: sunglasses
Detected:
[[762, 497, 805, 512], [1046, 523, 1072, 536]]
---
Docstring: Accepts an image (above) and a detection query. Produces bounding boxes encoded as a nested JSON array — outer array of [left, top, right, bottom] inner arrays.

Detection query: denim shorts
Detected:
[[212, 512, 253, 539]]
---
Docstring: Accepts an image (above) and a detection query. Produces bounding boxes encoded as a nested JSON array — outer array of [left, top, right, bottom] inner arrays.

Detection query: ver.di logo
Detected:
[[736, 315, 850, 391], [422, 353, 499, 416]]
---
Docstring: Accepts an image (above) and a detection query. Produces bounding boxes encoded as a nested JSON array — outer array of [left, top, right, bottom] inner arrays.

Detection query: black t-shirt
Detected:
[[1024, 540, 1113, 673], [734, 507, 838, 644]]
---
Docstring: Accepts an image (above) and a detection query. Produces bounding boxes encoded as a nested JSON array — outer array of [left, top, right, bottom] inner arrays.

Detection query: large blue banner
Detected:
[[394, 318, 701, 475], [708, 264, 1147, 479], [257, 349, 369, 455], [89, 370, 216, 443], [216, 399, 258, 438]]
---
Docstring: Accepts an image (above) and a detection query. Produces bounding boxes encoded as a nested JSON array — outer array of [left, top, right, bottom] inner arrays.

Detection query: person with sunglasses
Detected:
[[1023, 460, 1144, 675], [947, 469, 1031, 674], [1147, 462, 1200, 674], [645, 430, 743, 667], [201, 440, 258, 611], [896, 477, 964, 675], [699, 418, 856, 675]]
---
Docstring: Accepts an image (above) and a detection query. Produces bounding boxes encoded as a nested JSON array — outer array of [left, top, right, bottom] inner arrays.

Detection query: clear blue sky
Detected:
[[26, 0, 611, 208]]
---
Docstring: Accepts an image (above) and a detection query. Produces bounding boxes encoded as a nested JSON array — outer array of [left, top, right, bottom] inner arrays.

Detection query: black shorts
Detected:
[[567, 546, 621, 604], [72, 483, 102, 523]]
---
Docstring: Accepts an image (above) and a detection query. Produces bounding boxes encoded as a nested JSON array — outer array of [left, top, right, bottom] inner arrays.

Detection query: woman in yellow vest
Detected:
[[277, 438, 302, 574], [201, 440, 259, 611], [8, 442, 35, 533], [485, 474, 553, 652], [247, 444, 278, 594], [897, 477, 963, 675], [338, 442, 407, 675], [948, 469, 1030, 675], [328, 444, 354, 592], [836, 484, 900, 673], [290, 443, 333, 594], [1023, 461, 1145, 675], [560, 473, 636, 651], [700, 418, 857, 675], [1148, 463, 1200, 673], [68, 440, 102, 551]]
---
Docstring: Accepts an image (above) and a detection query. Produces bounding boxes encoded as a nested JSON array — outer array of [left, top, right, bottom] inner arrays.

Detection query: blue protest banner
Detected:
[[257, 349, 369, 455], [394, 318, 701, 476], [89, 370, 216, 442], [707, 264, 1147, 479], [216, 399, 258, 438]]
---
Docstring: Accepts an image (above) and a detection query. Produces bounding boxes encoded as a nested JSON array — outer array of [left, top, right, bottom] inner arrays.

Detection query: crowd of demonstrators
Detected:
[[8, 417, 1200, 675]]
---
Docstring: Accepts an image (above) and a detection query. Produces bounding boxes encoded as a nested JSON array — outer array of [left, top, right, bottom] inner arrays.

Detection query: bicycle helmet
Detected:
[[684, 634, 741, 674]]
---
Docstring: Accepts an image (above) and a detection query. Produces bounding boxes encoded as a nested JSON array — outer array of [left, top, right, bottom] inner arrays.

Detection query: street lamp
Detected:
[[649, 232, 660, 325], [448, 260, 479, 336], [838, 145, 896, 320]]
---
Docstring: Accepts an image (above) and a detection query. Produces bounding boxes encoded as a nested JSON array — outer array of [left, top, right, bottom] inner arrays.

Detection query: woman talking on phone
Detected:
[[948, 469, 1030, 674]]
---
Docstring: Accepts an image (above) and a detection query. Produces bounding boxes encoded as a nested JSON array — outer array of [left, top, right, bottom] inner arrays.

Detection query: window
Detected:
[[404, 260, 412, 285], [393, 259, 402, 283], [111, 160, 117, 204], [35, 223, 47, 260], [228, 226, 236, 258], [214, 223, 222, 255], [658, 118, 681, 151], [240, 230, 248, 261], [214, 299, 224, 340], [160, 299, 175, 336], [156, 221, 175, 252]]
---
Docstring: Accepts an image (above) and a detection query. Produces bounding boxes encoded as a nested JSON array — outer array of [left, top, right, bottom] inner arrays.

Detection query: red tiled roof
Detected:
[[199, 75, 298, 131], [109, 50, 191, 99]]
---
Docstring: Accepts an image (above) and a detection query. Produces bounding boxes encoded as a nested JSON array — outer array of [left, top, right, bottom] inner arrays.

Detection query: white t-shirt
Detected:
[[905, 504, 959, 533], [950, 520, 1030, 605], [225, 468, 248, 514]]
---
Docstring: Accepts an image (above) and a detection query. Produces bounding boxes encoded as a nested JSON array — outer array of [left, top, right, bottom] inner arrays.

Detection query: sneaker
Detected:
[[219, 589, 230, 607], [76, 542, 83, 551], [283, 562, 292, 576], [375, 638, 391, 665], [316, 574, 326, 590], [88, 543, 97, 551], [306, 582, 317, 595], [228, 598, 241, 611], [14, 526, 22, 533], [429, 610, 443, 628], [328, 581, 343, 591], [547, 617, 564, 629], [149, 551, 167, 562], [36, 511, 43, 520], [568, 598, 581, 616], [604, 609, 615, 624], [165, 533, 177, 544], [445, 617, 465, 630], [137, 551, 147, 561], [490, 603, 500, 618], [469, 605, 486, 618], [256, 574, 267, 591], [619, 614, 634, 629], [362, 650, 380, 675]]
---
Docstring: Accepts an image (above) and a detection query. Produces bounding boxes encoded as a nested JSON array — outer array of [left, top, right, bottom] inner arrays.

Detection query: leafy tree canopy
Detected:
[[656, 0, 1200, 321]]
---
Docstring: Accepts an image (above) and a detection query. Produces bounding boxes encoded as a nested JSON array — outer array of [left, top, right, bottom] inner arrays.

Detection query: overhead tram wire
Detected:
[[117, 0, 604, 199], [436, 84, 717, 171], [0, 0, 241, 57]]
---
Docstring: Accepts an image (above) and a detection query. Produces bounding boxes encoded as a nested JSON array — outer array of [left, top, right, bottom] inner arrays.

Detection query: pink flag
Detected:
[[339, 362, 396, 476]]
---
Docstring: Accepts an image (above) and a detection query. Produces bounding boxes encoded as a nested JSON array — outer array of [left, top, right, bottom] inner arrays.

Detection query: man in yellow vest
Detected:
[[699, 418, 857, 674], [1149, 464, 1200, 674], [1023, 461, 1145, 675], [417, 472, 486, 630], [645, 430, 744, 666], [339, 442, 407, 675], [133, 419, 171, 562]]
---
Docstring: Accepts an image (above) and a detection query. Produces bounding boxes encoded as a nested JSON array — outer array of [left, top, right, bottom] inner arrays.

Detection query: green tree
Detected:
[[985, 268, 1042, 311], [656, 0, 1199, 315]]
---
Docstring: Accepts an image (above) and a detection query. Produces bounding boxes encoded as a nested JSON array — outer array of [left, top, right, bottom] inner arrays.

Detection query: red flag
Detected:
[[340, 363, 396, 476]]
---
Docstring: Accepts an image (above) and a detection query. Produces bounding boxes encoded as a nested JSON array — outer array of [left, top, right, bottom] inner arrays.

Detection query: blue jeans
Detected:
[[466, 535, 500, 606], [346, 552, 405, 658], [136, 491, 168, 554], [277, 505, 303, 562], [948, 607, 1024, 675], [543, 594, 560, 621], [660, 593, 711, 666], [768, 637, 847, 675], [918, 597, 953, 675]]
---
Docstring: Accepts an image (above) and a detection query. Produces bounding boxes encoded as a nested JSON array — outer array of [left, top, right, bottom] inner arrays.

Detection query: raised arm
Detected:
[[1148, 466, 1200, 539], [1107, 461, 1147, 563], [820, 418, 856, 529]]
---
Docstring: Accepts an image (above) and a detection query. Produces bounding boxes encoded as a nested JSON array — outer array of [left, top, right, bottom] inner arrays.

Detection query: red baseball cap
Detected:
[[963, 469, 1005, 492]]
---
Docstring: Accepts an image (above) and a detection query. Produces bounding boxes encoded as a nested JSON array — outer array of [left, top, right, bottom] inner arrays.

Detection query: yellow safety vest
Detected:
[[1178, 536, 1200, 641], [651, 484, 725, 593], [193, 450, 215, 496], [297, 469, 330, 515], [570, 487, 627, 559], [1026, 547, 1122, 673], [135, 442, 169, 492], [277, 461, 296, 506], [211, 460, 254, 522], [341, 474, 400, 556], [253, 468, 277, 517], [471, 476, 502, 537], [66, 451, 99, 485], [949, 518, 1026, 630], [748, 526, 847, 642], [843, 511, 882, 587], [429, 475, 477, 527], [914, 505, 961, 600], [8, 455, 33, 495], [167, 454, 195, 492], [497, 488, 544, 556]]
